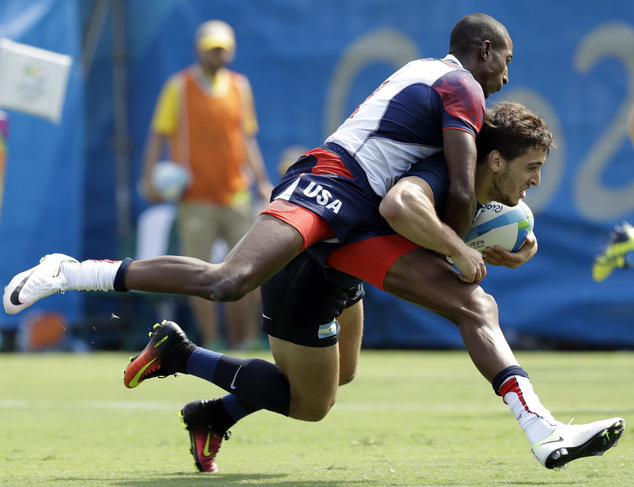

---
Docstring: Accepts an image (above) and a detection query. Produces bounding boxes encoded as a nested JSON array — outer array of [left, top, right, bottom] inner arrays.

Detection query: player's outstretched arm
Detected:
[[379, 176, 486, 284]]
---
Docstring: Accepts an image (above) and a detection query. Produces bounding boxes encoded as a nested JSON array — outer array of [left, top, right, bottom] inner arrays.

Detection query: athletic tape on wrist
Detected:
[[114, 257, 133, 292]]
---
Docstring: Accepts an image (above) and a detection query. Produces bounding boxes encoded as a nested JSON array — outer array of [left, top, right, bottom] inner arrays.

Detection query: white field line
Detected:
[[0, 398, 508, 413], [0, 399, 627, 416]]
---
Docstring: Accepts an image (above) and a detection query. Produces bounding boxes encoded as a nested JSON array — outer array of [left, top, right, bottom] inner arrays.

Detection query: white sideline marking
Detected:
[[0, 398, 505, 413], [0, 400, 627, 415], [0, 399, 180, 410]]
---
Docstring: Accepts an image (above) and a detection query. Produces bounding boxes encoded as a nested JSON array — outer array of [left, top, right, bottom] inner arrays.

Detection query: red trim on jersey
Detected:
[[261, 199, 335, 252], [441, 126, 476, 137], [306, 148, 354, 178], [438, 58, 459, 69], [326, 234, 420, 290], [433, 71, 485, 132]]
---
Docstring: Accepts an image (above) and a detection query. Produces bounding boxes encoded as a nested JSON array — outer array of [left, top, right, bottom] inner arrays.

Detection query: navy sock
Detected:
[[186, 348, 290, 416], [193, 396, 261, 435], [222, 394, 261, 424], [492, 365, 529, 396], [186, 347, 222, 380]]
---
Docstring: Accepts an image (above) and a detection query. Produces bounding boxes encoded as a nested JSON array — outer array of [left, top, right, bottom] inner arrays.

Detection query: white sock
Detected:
[[500, 375, 561, 445], [61, 259, 121, 292]]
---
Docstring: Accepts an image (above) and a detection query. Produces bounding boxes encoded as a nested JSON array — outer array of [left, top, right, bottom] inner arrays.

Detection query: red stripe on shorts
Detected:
[[306, 148, 354, 178], [261, 200, 335, 252], [326, 234, 420, 290]]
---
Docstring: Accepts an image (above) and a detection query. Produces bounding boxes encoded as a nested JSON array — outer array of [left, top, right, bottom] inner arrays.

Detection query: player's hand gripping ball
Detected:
[[465, 200, 534, 253]]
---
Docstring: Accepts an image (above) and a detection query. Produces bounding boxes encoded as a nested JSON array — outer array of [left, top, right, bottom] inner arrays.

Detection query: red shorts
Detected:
[[261, 199, 335, 252], [262, 200, 420, 290], [326, 234, 420, 290]]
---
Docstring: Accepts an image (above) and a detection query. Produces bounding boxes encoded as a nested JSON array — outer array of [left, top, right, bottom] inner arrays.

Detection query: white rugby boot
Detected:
[[3, 253, 78, 314], [531, 417, 625, 469]]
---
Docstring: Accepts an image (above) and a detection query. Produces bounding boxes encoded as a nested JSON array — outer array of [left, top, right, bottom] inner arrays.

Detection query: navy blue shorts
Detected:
[[261, 251, 364, 348], [271, 142, 449, 246], [261, 142, 448, 345], [271, 143, 384, 244]]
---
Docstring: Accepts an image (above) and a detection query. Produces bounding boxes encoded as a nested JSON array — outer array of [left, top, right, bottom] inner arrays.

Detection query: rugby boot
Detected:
[[3, 253, 78, 314], [531, 417, 625, 469], [123, 320, 196, 388], [180, 400, 231, 473], [593, 222, 634, 281]]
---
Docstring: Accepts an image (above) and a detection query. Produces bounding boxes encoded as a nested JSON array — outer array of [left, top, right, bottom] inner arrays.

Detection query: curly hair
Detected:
[[476, 102, 556, 164]]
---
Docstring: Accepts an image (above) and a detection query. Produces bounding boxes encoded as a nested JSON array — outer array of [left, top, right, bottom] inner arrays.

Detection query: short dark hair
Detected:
[[476, 102, 556, 163], [449, 13, 509, 55]]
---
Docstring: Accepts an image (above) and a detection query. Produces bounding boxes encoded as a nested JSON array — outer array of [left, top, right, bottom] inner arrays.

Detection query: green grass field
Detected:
[[1, 350, 632, 487]]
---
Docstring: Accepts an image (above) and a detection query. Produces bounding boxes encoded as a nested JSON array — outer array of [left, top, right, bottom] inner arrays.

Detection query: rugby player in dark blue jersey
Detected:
[[5, 14, 624, 473]]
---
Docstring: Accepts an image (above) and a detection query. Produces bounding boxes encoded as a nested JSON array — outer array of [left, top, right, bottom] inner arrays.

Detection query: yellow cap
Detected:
[[196, 20, 236, 52]]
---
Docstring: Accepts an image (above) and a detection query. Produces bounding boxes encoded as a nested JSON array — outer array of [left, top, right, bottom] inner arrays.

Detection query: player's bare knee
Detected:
[[339, 369, 357, 385], [453, 288, 498, 327], [291, 398, 335, 422], [474, 291, 499, 323], [299, 404, 333, 422]]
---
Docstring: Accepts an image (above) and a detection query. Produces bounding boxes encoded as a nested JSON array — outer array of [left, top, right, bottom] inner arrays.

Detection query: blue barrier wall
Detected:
[[0, 0, 84, 329], [1, 0, 634, 349]]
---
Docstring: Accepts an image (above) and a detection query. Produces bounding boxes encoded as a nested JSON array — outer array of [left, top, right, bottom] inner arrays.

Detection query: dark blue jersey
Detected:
[[325, 55, 485, 198]]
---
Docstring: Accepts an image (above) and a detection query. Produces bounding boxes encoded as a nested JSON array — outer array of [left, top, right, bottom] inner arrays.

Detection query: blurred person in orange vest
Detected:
[[140, 20, 273, 349]]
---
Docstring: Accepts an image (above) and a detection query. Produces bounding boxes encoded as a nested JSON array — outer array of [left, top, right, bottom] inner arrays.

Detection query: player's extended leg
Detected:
[[184, 300, 363, 472], [3, 215, 304, 314], [328, 238, 625, 469], [172, 330, 344, 473], [383, 248, 625, 469], [123, 248, 360, 471], [384, 248, 517, 382], [125, 215, 303, 301], [176, 302, 362, 473], [4, 198, 339, 315], [327, 236, 515, 382]]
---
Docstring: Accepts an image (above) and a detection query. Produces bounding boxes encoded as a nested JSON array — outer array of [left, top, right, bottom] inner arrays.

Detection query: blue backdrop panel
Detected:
[[121, 0, 634, 349], [0, 0, 84, 330], [1, 0, 634, 349]]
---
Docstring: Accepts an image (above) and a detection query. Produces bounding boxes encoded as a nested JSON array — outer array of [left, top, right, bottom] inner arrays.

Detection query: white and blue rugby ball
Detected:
[[152, 160, 191, 202], [465, 200, 534, 253]]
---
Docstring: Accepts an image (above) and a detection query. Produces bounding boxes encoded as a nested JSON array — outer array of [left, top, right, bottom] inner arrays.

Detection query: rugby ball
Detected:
[[152, 160, 191, 202], [465, 200, 534, 253]]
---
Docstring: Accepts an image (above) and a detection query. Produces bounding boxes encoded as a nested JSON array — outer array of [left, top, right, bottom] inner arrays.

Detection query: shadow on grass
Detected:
[[51, 473, 581, 487], [54, 473, 386, 487], [113, 473, 290, 486]]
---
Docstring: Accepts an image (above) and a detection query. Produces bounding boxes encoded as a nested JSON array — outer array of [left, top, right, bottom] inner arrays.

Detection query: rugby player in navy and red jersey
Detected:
[[4, 13, 624, 472]]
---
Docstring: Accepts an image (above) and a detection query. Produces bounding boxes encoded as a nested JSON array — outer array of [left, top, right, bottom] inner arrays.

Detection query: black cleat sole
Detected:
[[545, 419, 625, 469]]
